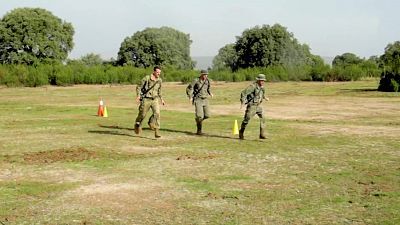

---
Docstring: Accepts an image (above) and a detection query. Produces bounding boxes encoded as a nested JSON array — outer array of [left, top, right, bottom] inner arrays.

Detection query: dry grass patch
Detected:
[[292, 123, 400, 137], [53, 179, 185, 218], [266, 96, 400, 121]]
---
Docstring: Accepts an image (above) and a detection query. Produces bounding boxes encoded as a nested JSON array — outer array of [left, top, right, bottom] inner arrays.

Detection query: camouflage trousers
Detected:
[[240, 104, 265, 130], [194, 98, 210, 121], [135, 98, 160, 129]]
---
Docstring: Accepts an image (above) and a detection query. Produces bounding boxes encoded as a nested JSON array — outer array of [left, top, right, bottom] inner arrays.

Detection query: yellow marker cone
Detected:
[[103, 106, 108, 117], [233, 119, 239, 135]]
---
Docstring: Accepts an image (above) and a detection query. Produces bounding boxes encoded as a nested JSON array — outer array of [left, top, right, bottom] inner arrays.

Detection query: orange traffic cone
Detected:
[[97, 98, 104, 117]]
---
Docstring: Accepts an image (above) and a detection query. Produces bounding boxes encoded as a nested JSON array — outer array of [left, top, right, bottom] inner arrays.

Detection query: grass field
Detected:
[[0, 79, 399, 224]]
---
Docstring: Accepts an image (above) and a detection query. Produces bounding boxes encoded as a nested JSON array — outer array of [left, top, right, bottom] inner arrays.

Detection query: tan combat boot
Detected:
[[155, 129, 161, 138], [148, 122, 155, 130]]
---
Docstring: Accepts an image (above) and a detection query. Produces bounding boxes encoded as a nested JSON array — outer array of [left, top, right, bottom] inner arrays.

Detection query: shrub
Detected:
[[378, 71, 400, 92]]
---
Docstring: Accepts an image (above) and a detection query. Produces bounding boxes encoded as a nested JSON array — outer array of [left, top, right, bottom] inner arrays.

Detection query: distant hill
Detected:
[[192, 56, 214, 70]]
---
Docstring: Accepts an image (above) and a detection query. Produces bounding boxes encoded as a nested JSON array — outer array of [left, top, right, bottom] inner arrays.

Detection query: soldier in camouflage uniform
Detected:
[[134, 66, 166, 138], [239, 74, 269, 140], [186, 69, 214, 135]]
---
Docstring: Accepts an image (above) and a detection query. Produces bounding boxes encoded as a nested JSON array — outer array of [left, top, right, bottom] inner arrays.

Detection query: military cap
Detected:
[[200, 69, 209, 75], [256, 74, 266, 81]]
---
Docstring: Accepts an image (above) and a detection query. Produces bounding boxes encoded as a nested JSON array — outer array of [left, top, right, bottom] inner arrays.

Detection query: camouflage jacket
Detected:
[[240, 82, 266, 105], [136, 75, 163, 100], [186, 78, 211, 99]]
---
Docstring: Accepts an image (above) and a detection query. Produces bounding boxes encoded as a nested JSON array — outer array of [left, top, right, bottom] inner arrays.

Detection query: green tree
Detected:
[[212, 44, 237, 70], [360, 57, 381, 77], [380, 41, 400, 74], [332, 53, 363, 67], [309, 55, 330, 81], [234, 24, 312, 70], [117, 26, 194, 69], [0, 7, 74, 65], [378, 41, 400, 92], [80, 53, 103, 66]]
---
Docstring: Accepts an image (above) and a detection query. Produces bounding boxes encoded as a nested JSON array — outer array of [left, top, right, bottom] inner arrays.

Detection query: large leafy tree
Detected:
[[117, 26, 194, 69], [212, 43, 237, 70], [0, 7, 74, 65], [214, 24, 312, 71], [80, 53, 103, 66], [378, 41, 400, 92], [332, 52, 363, 67], [380, 41, 400, 74]]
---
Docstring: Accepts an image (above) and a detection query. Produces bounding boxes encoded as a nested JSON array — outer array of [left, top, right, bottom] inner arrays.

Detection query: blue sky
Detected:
[[1, 0, 399, 60]]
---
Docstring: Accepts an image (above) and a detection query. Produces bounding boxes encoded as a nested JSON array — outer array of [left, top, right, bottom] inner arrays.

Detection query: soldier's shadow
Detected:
[[88, 125, 153, 140], [96, 125, 239, 140], [159, 128, 239, 140]]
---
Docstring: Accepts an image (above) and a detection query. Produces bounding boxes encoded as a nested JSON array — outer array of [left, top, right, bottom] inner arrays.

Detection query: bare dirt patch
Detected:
[[58, 179, 181, 215], [176, 154, 218, 160], [23, 147, 98, 164], [121, 145, 176, 154]]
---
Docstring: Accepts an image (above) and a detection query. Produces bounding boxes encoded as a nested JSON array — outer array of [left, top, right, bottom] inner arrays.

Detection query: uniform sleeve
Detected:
[[186, 79, 196, 98], [262, 87, 266, 100], [136, 77, 147, 97], [240, 84, 254, 104], [158, 79, 163, 99], [207, 79, 212, 95]]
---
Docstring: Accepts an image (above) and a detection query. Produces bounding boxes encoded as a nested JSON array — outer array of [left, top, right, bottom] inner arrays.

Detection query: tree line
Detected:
[[0, 7, 399, 91]]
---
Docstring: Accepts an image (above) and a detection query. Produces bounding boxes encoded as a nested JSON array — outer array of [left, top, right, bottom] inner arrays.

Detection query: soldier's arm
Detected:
[[158, 80, 166, 105], [240, 85, 254, 104], [186, 79, 197, 98], [262, 88, 269, 101], [207, 79, 213, 97], [135, 77, 146, 103], [186, 83, 193, 98]]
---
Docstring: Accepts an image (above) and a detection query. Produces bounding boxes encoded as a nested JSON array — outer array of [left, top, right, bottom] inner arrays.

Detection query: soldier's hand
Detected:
[[265, 97, 270, 101], [210, 93, 214, 98], [189, 98, 192, 104], [161, 99, 166, 106], [136, 96, 141, 103]]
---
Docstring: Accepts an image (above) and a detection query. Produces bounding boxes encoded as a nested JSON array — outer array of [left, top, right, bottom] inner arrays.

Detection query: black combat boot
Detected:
[[259, 128, 266, 139], [239, 128, 245, 140], [134, 123, 141, 134]]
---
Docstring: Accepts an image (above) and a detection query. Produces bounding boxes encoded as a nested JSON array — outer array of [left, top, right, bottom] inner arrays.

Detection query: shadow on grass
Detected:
[[160, 128, 240, 140], [340, 88, 378, 92], [96, 125, 254, 141], [88, 128, 155, 140]]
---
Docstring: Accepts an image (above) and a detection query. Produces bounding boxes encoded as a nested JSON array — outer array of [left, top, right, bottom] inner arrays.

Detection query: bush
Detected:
[[0, 65, 10, 85], [27, 66, 48, 87], [378, 71, 400, 92], [310, 64, 330, 81]]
